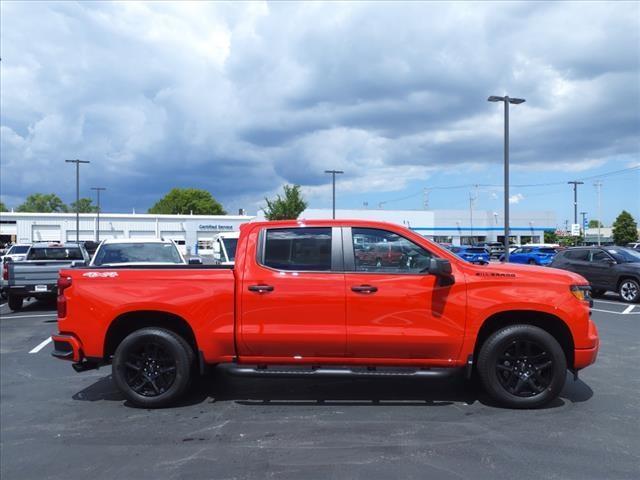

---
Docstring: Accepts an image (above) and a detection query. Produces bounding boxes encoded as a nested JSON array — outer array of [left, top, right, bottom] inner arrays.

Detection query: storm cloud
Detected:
[[1, 1, 638, 213]]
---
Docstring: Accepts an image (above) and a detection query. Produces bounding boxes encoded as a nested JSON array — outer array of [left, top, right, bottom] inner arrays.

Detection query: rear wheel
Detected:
[[619, 279, 640, 303], [8, 295, 23, 311], [477, 324, 567, 408], [112, 327, 194, 408], [527, 259, 536, 265]]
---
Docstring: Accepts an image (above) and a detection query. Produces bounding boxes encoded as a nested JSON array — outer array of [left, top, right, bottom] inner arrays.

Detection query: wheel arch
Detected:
[[473, 310, 575, 370], [104, 310, 197, 361], [617, 275, 639, 289]]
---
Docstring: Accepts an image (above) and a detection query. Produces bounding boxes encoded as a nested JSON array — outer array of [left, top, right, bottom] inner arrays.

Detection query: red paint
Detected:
[[54, 219, 599, 372]]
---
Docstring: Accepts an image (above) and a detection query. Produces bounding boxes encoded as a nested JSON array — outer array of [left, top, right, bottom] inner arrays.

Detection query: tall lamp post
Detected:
[[487, 95, 525, 262], [91, 187, 106, 242], [65, 159, 90, 244], [324, 170, 344, 219]]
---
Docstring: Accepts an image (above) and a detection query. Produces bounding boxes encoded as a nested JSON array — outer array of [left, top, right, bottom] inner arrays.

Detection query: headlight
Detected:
[[570, 285, 591, 301]]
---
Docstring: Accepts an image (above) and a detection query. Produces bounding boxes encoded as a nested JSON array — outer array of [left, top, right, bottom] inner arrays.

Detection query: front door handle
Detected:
[[248, 284, 274, 293], [351, 285, 378, 294]]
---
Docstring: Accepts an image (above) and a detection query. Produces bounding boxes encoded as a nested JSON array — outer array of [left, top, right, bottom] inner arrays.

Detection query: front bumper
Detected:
[[574, 319, 600, 370]]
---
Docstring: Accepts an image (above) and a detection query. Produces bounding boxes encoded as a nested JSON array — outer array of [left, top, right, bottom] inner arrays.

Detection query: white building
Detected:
[[301, 208, 557, 245], [0, 212, 255, 255]]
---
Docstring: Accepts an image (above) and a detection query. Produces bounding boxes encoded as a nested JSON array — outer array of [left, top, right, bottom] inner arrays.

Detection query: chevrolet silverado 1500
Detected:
[[52, 220, 599, 408]]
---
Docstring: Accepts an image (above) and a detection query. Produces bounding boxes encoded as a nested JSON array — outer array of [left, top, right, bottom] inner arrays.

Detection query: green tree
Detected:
[[69, 198, 98, 213], [0, 201, 7, 212], [17, 193, 68, 213], [148, 188, 226, 215], [263, 184, 308, 220], [588, 219, 603, 228], [544, 230, 558, 243], [612, 210, 638, 245]]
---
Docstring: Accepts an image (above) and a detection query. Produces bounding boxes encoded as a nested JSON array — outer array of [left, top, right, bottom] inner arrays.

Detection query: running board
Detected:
[[219, 364, 461, 379]]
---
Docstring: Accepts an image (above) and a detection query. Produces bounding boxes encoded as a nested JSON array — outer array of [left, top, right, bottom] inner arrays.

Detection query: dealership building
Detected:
[[1, 208, 556, 253]]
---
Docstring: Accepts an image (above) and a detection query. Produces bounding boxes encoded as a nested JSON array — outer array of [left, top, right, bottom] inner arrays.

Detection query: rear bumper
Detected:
[[51, 334, 83, 362], [8, 285, 57, 297]]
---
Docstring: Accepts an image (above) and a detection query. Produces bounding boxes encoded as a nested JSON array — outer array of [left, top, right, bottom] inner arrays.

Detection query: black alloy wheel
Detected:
[[112, 327, 193, 408], [477, 324, 567, 408]]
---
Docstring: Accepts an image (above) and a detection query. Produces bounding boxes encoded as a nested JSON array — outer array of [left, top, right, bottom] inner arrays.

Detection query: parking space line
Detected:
[[593, 299, 626, 306], [622, 305, 635, 314], [29, 337, 52, 354], [0, 303, 7, 308], [0, 313, 57, 319], [591, 308, 640, 315]]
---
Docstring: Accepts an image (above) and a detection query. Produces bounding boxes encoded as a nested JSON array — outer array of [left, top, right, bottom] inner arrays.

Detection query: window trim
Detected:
[[343, 226, 437, 275], [256, 226, 343, 273]]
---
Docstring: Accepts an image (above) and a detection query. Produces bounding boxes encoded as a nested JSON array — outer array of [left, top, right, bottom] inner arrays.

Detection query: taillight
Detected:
[[57, 275, 72, 318], [2, 262, 7, 281]]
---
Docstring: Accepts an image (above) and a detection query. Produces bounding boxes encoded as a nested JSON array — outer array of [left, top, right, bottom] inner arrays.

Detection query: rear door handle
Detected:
[[248, 284, 274, 293], [351, 285, 378, 294]]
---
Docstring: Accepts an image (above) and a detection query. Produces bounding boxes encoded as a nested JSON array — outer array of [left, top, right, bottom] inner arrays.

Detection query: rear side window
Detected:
[[466, 248, 487, 254], [563, 249, 589, 261], [263, 228, 332, 271], [27, 247, 84, 260]]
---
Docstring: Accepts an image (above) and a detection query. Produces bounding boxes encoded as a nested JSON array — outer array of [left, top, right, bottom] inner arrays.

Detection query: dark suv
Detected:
[[550, 246, 640, 303]]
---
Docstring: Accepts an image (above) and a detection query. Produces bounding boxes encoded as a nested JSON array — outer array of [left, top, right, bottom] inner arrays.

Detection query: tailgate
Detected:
[[9, 261, 74, 287]]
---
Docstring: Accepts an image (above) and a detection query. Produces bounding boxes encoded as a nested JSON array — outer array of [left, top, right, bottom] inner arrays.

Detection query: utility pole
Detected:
[[594, 181, 603, 246], [324, 170, 344, 219], [567, 181, 584, 225], [488, 95, 525, 262], [65, 159, 90, 244], [91, 187, 106, 242]]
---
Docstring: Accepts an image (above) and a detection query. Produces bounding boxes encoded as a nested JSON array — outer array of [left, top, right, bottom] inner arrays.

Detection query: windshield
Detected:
[[27, 247, 84, 260], [93, 243, 183, 266], [8, 245, 30, 255], [221, 238, 238, 262], [606, 248, 640, 263]]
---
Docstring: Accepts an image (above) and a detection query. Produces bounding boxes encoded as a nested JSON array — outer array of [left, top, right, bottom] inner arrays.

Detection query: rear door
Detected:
[[344, 227, 466, 361], [239, 226, 346, 358]]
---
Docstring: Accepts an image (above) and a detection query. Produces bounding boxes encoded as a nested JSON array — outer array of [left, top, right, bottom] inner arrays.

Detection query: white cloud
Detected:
[[509, 193, 525, 204]]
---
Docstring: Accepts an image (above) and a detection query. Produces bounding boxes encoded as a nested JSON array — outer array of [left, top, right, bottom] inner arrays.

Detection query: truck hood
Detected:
[[467, 262, 588, 285]]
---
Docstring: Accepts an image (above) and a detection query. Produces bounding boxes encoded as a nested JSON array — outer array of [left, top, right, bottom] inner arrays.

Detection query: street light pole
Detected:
[[568, 181, 584, 226], [91, 187, 106, 242], [488, 95, 525, 262], [324, 170, 344, 219], [65, 159, 90, 244], [594, 181, 603, 246], [580, 211, 588, 238]]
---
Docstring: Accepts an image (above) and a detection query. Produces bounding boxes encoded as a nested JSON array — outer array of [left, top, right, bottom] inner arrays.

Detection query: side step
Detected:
[[218, 363, 461, 379]]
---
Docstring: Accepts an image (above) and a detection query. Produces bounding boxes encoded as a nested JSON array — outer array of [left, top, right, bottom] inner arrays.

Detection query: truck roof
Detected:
[[247, 219, 416, 230]]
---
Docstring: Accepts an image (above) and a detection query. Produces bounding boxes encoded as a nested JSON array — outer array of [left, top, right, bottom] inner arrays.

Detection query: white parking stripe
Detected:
[[622, 305, 635, 314], [0, 313, 57, 319], [593, 299, 628, 306], [0, 303, 7, 308], [591, 308, 640, 315], [29, 337, 52, 354]]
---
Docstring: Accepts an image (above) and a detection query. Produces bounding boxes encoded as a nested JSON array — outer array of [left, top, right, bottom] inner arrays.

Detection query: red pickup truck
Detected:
[[52, 220, 599, 409]]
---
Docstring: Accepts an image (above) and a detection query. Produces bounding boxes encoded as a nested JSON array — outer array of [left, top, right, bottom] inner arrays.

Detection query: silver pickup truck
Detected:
[[4, 242, 90, 311]]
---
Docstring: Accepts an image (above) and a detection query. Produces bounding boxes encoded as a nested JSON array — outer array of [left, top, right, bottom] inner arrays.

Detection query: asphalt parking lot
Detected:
[[1, 297, 638, 480]]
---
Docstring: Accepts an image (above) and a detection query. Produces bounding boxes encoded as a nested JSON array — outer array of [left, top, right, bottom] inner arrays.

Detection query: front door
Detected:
[[585, 249, 617, 289], [239, 226, 346, 358], [344, 227, 466, 361]]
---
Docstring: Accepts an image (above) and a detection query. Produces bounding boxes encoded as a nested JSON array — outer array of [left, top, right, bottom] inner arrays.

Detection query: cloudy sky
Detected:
[[1, 1, 638, 225]]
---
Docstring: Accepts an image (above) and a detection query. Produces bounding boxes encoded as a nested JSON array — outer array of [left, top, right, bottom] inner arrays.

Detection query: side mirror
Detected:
[[426, 258, 455, 286], [70, 260, 86, 268], [188, 258, 203, 265]]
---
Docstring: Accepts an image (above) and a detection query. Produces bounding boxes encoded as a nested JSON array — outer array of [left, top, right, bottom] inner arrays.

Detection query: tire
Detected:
[[618, 278, 640, 303], [112, 327, 194, 408], [8, 295, 23, 311], [477, 324, 567, 409], [527, 259, 537, 265]]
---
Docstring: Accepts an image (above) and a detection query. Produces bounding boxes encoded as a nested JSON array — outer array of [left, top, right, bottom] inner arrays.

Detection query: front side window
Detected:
[[590, 250, 612, 263], [93, 243, 182, 265], [263, 228, 332, 271], [352, 228, 433, 273]]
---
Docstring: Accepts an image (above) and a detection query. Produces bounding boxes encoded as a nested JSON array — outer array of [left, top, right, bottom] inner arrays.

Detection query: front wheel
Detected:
[[619, 279, 640, 303], [112, 327, 194, 408], [477, 325, 567, 408]]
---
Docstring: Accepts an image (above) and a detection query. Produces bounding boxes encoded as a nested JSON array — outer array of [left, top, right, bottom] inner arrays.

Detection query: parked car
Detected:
[[53, 219, 598, 409], [449, 246, 490, 264], [500, 246, 557, 266], [550, 246, 640, 302], [212, 231, 240, 265], [4, 242, 90, 311], [627, 242, 640, 251], [90, 239, 199, 267], [485, 242, 506, 258], [0, 244, 31, 298]]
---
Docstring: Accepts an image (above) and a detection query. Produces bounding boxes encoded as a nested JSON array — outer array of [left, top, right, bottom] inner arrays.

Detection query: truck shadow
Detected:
[[72, 370, 593, 410]]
